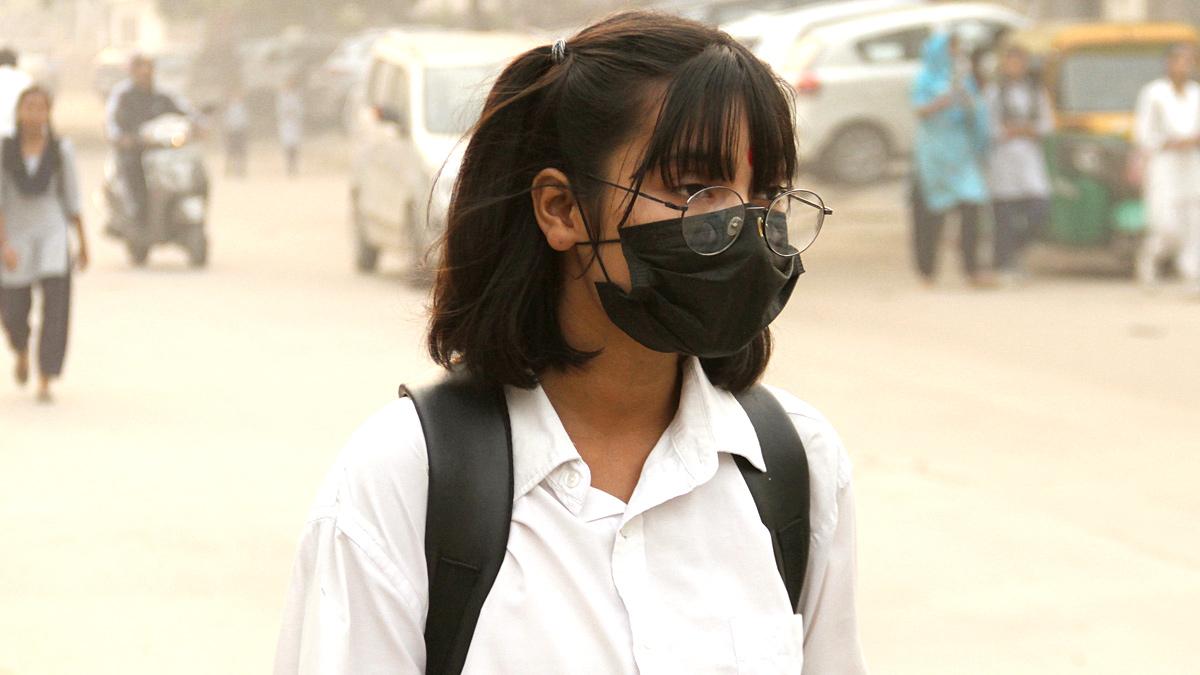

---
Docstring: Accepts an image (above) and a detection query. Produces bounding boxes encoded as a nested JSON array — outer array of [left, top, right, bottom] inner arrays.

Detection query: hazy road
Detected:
[[2, 95, 1198, 674]]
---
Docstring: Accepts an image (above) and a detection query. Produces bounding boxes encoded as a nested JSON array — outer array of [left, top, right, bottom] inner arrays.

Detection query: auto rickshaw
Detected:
[[1005, 22, 1199, 262]]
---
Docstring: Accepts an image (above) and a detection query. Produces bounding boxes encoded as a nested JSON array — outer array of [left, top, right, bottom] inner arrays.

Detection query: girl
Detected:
[[985, 45, 1052, 282], [0, 85, 86, 403], [274, 12, 866, 674]]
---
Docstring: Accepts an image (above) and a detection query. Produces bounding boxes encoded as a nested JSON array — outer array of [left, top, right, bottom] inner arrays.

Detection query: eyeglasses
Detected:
[[586, 175, 832, 257]]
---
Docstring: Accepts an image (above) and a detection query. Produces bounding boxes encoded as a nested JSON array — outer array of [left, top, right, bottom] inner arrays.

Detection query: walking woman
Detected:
[[985, 45, 1053, 283], [0, 85, 87, 403], [274, 12, 866, 675], [911, 32, 993, 287]]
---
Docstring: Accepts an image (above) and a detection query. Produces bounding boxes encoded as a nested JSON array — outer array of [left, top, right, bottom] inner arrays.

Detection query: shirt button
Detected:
[[564, 470, 581, 488]]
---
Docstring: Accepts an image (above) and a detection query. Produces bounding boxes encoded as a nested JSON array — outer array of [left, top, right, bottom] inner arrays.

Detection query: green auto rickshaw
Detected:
[[1008, 22, 1199, 263]]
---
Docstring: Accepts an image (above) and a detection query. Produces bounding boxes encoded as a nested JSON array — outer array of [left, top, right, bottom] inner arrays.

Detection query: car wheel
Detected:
[[351, 195, 379, 273], [822, 124, 891, 185]]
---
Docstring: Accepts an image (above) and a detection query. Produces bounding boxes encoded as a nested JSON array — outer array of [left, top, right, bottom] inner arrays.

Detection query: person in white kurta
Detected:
[[1133, 45, 1200, 289]]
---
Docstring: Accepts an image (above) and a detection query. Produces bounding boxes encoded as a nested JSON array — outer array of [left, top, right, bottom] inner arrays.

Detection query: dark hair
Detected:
[[1167, 42, 1196, 62], [427, 11, 797, 391], [3, 85, 61, 196], [0, 47, 16, 68]]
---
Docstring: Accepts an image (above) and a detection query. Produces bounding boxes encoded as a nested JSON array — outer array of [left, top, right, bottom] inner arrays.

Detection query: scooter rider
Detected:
[[104, 54, 203, 234]]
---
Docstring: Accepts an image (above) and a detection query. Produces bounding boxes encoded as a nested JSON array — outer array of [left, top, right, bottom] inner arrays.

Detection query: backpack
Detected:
[[399, 373, 810, 675]]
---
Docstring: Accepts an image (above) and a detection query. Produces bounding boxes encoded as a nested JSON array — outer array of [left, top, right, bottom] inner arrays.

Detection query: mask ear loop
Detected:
[[573, 188, 617, 284]]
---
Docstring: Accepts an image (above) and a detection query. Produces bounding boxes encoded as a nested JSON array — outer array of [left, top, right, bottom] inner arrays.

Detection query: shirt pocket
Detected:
[[729, 613, 804, 674]]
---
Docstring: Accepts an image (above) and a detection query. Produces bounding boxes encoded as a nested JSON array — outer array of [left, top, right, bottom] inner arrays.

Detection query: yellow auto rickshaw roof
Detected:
[[1049, 22, 1198, 51], [1004, 22, 1198, 55]]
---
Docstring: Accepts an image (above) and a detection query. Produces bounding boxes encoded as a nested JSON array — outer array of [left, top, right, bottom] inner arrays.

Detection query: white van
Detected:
[[727, 2, 1027, 184], [349, 30, 538, 273]]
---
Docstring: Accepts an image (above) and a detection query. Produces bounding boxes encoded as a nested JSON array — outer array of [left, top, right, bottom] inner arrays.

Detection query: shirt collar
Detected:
[[669, 357, 767, 476], [504, 357, 767, 514]]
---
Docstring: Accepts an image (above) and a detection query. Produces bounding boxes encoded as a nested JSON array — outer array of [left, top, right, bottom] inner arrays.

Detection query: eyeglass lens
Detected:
[[679, 186, 826, 256]]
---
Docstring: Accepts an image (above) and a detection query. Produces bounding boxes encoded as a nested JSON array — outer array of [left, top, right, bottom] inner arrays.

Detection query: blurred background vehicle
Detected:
[[727, 1, 1026, 184], [102, 113, 210, 267], [304, 28, 393, 132], [348, 29, 539, 275], [1011, 21, 1200, 264], [235, 30, 340, 131]]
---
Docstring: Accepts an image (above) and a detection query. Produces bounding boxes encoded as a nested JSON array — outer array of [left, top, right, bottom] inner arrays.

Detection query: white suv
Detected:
[[349, 30, 537, 274], [728, 2, 1027, 184]]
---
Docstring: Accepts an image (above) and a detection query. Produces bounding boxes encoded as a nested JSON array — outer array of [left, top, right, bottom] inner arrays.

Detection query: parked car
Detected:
[[1008, 22, 1199, 263], [349, 30, 538, 275], [305, 28, 391, 130], [724, 0, 924, 55], [728, 1, 1026, 184]]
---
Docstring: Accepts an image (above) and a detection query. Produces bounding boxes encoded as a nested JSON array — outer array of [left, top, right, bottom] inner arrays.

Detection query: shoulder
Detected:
[[760, 384, 853, 543], [304, 399, 431, 587], [311, 398, 429, 520], [1141, 78, 1168, 97]]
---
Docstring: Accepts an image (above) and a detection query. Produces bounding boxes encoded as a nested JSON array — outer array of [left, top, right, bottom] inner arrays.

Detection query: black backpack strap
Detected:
[[733, 384, 811, 613], [399, 374, 514, 675]]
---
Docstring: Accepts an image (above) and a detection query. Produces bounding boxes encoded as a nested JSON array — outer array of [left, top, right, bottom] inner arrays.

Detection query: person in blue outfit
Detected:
[[910, 32, 993, 287]]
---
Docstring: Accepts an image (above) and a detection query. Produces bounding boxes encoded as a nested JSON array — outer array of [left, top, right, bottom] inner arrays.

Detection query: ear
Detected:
[[531, 168, 586, 252]]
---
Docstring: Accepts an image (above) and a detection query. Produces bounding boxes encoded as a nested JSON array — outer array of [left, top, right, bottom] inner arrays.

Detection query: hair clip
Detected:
[[550, 38, 568, 64]]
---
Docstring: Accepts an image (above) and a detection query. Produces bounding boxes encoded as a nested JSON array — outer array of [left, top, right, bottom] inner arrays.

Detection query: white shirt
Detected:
[[0, 65, 33, 138], [1135, 78, 1200, 226], [985, 79, 1053, 200], [273, 357, 867, 674]]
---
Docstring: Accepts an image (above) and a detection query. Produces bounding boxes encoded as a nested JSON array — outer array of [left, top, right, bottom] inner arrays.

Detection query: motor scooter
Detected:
[[103, 113, 210, 267]]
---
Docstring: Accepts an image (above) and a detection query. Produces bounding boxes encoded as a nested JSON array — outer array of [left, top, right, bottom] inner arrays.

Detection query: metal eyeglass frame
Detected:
[[581, 174, 833, 257]]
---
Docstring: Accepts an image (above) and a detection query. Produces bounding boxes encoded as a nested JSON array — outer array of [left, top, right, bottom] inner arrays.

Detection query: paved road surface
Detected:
[[1, 96, 1198, 674]]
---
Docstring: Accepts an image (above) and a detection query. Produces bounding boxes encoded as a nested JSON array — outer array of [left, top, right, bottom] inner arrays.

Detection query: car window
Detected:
[[423, 63, 499, 135], [855, 26, 930, 63], [954, 20, 1007, 54], [1058, 46, 1168, 113]]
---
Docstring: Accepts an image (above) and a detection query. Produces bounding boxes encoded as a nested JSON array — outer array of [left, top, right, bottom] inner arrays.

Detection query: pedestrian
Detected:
[[910, 32, 994, 287], [0, 85, 87, 403], [985, 45, 1053, 283], [273, 12, 866, 675], [1133, 44, 1200, 293], [223, 81, 250, 178], [0, 47, 31, 139], [276, 72, 303, 177]]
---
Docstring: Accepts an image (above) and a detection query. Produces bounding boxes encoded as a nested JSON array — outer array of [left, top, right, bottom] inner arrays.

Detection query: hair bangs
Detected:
[[635, 44, 797, 194]]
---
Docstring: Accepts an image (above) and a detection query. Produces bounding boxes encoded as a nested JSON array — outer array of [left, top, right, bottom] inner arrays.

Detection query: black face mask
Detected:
[[593, 204, 802, 357]]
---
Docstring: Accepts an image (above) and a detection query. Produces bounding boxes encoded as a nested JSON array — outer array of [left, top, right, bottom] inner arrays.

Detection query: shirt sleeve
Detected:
[[56, 139, 82, 218], [1134, 83, 1162, 152], [767, 387, 869, 674], [274, 400, 431, 675], [800, 473, 868, 675], [273, 510, 425, 675]]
